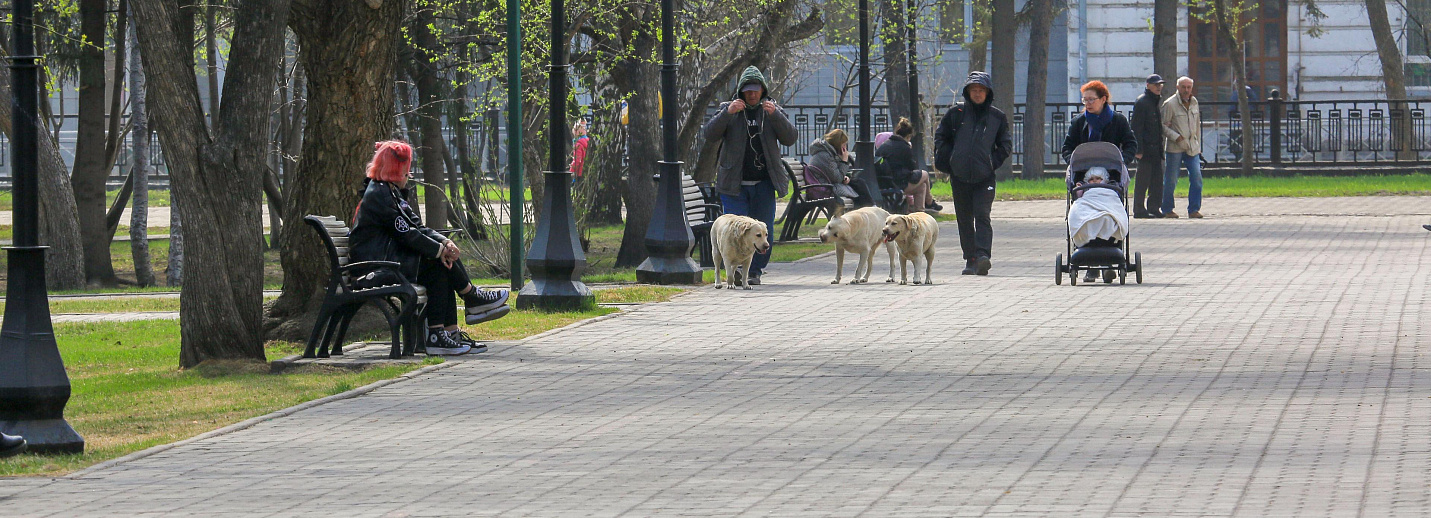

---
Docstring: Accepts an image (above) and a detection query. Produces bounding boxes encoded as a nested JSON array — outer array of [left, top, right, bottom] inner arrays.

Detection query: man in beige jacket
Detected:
[[1160, 77, 1204, 218]]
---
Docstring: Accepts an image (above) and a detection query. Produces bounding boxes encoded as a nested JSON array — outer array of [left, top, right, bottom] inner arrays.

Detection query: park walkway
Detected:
[[2, 196, 1430, 516]]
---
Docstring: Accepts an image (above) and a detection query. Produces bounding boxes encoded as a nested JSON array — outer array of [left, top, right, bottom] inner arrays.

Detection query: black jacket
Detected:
[[934, 71, 1013, 184], [1061, 110, 1138, 165], [349, 179, 445, 279], [1131, 89, 1164, 157], [874, 135, 920, 190]]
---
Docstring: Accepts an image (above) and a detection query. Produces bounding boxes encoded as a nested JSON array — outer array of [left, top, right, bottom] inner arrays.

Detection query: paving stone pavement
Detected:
[[3, 197, 1430, 517]]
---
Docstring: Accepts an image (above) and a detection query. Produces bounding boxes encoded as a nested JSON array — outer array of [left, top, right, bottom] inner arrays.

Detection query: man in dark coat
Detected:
[[934, 71, 1012, 276], [1131, 74, 1166, 219]]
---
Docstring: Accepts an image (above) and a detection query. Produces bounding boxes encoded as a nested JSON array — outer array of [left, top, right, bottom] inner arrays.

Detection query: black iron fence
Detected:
[[766, 99, 1431, 171]]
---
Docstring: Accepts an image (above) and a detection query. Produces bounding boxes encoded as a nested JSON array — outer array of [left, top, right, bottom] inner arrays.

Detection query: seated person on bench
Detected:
[[348, 140, 511, 356]]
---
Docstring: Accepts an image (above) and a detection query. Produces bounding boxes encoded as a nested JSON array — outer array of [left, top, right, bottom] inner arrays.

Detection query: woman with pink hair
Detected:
[[348, 140, 509, 355]]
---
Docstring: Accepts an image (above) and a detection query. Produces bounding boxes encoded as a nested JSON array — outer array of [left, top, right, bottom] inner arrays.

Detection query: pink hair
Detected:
[[366, 140, 413, 183]]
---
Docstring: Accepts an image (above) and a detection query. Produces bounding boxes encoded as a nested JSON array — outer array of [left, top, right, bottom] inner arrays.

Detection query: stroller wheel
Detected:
[[1135, 252, 1144, 284], [1069, 267, 1078, 286], [1055, 254, 1064, 285], [1118, 268, 1126, 285]]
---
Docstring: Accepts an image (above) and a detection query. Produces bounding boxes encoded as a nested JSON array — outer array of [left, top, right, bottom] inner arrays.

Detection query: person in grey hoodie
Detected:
[[702, 66, 797, 284], [933, 71, 1012, 276]]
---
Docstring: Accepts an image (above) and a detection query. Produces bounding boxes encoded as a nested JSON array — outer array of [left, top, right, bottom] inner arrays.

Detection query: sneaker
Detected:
[[1188, 211, 1204, 219], [1083, 271, 1098, 283], [0, 433, 26, 459], [462, 288, 510, 315], [452, 330, 489, 354], [425, 330, 471, 356], [465, 304, 512, 325], [926, 202, 944, 211], [975, 256, 992, 276], [922, 208, 941, 216], [732, 266, 745, 285], [746, 273, 762, 286], [1162, 211, 1179, 219], [1133, 212, 1154, 219], [1424, 224, 1431, 232], [962, 260, 976, 275]]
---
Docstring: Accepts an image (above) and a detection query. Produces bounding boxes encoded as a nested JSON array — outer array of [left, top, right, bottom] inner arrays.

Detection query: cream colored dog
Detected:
[[710, 214, 770, 290], [818, 207, 895, 284], [882, 212, 939, 285]]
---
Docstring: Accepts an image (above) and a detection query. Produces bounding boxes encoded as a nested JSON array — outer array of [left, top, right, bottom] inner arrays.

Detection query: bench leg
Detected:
[[303, 304, 334, 359], [780, 205, 808, 242], [331, 305, 360, 355]]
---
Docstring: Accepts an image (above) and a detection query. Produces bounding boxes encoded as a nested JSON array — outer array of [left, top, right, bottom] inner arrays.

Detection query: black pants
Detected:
[[416, 257, 473, 327], [1133, 154, 1164, 216], [950, 176, 996, 261], [850, 174, 877, 208]]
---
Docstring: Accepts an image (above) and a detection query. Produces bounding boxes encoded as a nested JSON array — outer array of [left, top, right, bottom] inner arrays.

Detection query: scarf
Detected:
[[1085, 105, 1115, 142]]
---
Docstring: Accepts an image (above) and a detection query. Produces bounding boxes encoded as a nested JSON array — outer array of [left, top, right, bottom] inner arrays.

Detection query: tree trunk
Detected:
[[72, 0, 118, 285], [129, 14, 155, 287], [614, 56, 659, 268], [408, 3, 448, 229], [1022, 0, 1052, 179], [967, 0, 990, 73], [207, 0, 220, 128], [882, 0, 910, 123], [269, 0, 403, 336], [586, 96, 625, 226], [1154, 0, 1178, 100], [167, 201, 183, 286], [1211, 0, 1254, 176], [133, 0, 293, 367], [0, 41, 86, 290], [990, 0, 1016, 180], [1366, 0, 1415, 160]]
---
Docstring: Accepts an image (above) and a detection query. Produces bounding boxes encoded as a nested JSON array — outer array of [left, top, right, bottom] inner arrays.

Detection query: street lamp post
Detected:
[[0, 0, 83, 453], [516, 0, 595, 311], [854, 0, 877, 201], [506, 0, 524, 291], [907, 0, 924, 171], [635, 0, 703, 285]]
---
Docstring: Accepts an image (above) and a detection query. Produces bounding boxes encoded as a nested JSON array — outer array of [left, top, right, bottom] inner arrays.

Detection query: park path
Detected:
[[1, 196, 1430, 516]]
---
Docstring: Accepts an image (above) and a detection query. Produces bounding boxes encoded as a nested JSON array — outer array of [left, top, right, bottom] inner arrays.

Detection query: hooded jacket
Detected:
[[933, 72, 1013, 184], [702, 66, 798, 197], [349, 179, 446, 280]]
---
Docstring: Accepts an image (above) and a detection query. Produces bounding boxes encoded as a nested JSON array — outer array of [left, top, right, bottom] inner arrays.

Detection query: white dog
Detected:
[[710, 214, 770, 290], [882, 212, 939, 285], [818, 207, 896, 284]]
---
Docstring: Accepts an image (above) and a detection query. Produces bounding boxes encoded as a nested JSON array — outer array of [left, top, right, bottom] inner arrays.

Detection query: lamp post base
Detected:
[[516, 280, 596, 312], [1, 418, 82, 454], [635, 256, 703, 285], [0, 247, 83, 454]]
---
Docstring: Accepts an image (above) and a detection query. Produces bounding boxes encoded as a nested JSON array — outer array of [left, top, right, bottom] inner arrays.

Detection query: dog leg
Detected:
[[912, 252, 926, 285], [832, 248, 844, 284], [741, 257, 754, 290], [899, 256, 909, 285], [924, 247, 935, 285], [713, 245, 724, 289], [883, 241, 897, 283], [852, 249, 869, 284]]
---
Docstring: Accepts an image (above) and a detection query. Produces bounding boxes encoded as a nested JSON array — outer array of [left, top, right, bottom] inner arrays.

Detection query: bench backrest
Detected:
[[304, 215, 353, 286]]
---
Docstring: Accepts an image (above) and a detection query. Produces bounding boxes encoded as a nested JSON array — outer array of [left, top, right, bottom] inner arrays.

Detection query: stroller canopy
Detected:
[[1065, 142, 1129, 190]]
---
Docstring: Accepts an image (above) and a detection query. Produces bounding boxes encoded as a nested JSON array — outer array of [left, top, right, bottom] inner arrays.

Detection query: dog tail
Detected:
[[830, 205, 846, 219]]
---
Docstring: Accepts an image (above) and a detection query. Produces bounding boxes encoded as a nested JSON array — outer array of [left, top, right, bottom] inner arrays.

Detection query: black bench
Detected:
[[303, 215, 428, 359], [778, 160, 853, 242]]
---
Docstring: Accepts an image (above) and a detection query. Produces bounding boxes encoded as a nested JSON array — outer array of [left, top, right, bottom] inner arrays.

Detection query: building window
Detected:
[[1408, 63, 1431, 88], [825, 0, 857, 46], [940, 0, 965, 44], [1409, 0, 1431, 58]]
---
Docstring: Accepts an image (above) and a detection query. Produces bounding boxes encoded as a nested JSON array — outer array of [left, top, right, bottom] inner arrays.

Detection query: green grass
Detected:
[[929, 174, 1431, 201], [0, 320, 428, 477]]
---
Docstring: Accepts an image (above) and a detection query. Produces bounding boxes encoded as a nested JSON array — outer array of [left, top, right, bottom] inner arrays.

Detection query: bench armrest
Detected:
[[338, 260, 402, 274]]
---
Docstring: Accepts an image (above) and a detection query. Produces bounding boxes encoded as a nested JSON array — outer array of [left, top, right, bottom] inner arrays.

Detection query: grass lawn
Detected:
[[930, 173, 1431, 201], [0, 285, 682, 477]]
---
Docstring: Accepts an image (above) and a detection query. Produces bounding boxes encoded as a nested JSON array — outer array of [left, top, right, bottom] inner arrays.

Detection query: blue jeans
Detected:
[[720, 179, 776, 275], [1162, 152, 1203, 214]]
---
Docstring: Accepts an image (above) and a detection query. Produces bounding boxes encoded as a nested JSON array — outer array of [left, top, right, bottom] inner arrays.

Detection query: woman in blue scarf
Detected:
[[1061, 80, 1138, 165]]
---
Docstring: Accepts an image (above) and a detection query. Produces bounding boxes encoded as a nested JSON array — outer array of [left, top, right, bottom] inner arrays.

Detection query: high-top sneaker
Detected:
[[425, 328, 471, 356], [462, 288, 512, 325], [453, 330, 489, 354]]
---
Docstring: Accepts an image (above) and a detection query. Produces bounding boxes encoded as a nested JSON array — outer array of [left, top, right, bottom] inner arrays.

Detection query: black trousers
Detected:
[[950, 176, 996, 261], [1133, 154, 1164, 216], [416, 257, 473, 327]]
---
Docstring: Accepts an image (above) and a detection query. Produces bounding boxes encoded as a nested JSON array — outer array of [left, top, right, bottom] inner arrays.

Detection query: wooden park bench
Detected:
[[302, 215, 428, 359], [778, 159, 853, 242]]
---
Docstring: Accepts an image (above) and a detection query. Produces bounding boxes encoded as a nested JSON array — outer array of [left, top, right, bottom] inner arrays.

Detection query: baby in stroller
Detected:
[[1055, 142, 1143, 285]]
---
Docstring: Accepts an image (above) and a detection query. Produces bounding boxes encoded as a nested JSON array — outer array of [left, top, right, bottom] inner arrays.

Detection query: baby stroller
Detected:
[[1055, 142, 1144, 285]]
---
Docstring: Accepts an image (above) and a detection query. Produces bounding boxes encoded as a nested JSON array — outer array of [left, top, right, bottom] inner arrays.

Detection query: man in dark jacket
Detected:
[[934, 71, 1012, 276], [702, 66, 797, 285], [1131, 75, 1165, 218]]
